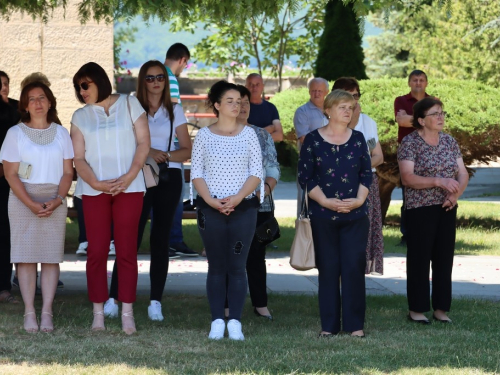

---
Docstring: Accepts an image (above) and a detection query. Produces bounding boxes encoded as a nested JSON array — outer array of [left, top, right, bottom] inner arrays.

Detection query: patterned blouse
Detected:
[[397, 131, 462, 210], [250, 125, 281, 212], [298, 129, 372, 221]]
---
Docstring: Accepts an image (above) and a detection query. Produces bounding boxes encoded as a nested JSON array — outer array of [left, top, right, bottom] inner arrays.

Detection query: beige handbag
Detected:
[[289, 191, 316, 271], [127, 96, 159, 188]]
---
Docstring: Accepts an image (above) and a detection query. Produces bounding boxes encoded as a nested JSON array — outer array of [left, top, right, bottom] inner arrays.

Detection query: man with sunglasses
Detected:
[[163, 43, 198, 258], [394, 70, 432, 247]]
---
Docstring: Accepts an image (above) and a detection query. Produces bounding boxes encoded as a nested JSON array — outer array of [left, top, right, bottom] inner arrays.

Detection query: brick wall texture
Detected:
[[0, 0, 114, 129]]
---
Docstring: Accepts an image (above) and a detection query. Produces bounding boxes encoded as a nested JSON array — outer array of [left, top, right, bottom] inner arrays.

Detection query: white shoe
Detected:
[[103, 298, 118, 318], [76, 241, 88, 256], [108, 240, 115, 256], [227, 319, 244, 341], [208, 319, 225, 340], [148, 300, 164, 321]]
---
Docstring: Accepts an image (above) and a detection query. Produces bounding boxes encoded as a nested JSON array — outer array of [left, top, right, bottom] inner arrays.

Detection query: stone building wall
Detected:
[[0, 1, 113, 129]]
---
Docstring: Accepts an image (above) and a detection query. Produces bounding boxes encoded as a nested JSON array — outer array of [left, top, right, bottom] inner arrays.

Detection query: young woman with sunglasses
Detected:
[[106, 60, 192, 321], [70, 62, 150, 334]]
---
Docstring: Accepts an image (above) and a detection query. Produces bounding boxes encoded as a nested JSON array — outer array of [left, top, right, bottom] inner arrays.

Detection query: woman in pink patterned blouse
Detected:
[[398, 97, 468, 324]]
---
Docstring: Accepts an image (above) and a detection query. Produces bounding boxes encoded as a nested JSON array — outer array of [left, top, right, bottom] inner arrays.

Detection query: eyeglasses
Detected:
[[74, 81, 93, 91], [425, 111, 447, 118], [352, 93, 362, 100], [145, 74, 166, 83]]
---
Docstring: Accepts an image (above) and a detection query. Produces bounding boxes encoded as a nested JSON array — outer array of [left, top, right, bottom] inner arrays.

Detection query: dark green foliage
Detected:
[[314, 0, 367, 81], [271, 78, 500, 166]]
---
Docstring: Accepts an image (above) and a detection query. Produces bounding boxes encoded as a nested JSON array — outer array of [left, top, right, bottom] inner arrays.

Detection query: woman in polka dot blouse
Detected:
[[191, 80, 263, 341]]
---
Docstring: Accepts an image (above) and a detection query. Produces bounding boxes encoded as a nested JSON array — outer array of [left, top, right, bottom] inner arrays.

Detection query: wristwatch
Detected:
[[57, 194, 65, 203]]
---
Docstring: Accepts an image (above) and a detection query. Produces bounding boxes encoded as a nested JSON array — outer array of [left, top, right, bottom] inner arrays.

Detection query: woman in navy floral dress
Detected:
[[398, 97, 468, 324], [298, 90, 372, 337]]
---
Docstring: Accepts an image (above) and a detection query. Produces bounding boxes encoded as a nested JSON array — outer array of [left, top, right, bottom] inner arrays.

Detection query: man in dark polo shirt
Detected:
[[394, 69, 430, 246], [245, 73, 283, 142]]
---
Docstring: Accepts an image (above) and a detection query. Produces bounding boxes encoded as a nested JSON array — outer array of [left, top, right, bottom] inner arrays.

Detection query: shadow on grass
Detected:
[[1, 294, 499, 374]]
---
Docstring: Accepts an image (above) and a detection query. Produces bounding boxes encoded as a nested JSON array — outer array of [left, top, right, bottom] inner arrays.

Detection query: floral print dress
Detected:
[[298, 129, 372, 221]]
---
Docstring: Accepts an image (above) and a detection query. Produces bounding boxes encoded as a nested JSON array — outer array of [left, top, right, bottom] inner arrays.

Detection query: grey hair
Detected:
[[308, 77, 329, 91]]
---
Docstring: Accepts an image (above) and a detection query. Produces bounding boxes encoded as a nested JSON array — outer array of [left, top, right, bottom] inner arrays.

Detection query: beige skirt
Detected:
[[9, 183, 67, 263]]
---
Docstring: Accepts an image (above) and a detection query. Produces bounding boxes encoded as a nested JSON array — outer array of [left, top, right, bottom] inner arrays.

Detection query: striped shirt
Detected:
[[165, 65, 181, 105]]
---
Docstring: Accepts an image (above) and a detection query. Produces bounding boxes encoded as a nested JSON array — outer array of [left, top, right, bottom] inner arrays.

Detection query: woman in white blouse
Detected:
[[191, 80, 263, 341], [70, 62, 150, 334], [0, 81, 74, 333], [106, 60, 192, 321]]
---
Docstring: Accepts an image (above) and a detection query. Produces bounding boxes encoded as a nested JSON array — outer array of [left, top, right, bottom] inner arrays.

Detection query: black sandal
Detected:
[[0, 290, 19, 304]]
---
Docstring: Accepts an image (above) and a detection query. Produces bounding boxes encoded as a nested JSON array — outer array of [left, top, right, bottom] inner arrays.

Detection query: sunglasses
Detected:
[[145, 74, 166, 83], [352, 93, 362, 100], [74, 81, 93, 91]]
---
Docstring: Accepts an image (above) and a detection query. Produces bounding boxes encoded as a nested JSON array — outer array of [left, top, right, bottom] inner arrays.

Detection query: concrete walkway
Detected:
[[40, 166, 500, 301], [38, 252, 499, 301]]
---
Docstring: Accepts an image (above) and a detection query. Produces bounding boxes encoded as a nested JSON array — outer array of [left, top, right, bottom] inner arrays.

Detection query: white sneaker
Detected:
[[227, 319, 245, 341], [208, 319, 225, 340], [76, 241, 88, 256], [108, 240, 115, 256], [103, 298, 118, 318], [148, 300, 164, 321]]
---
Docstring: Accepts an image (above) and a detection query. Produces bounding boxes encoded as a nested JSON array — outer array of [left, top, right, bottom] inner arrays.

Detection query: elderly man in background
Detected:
[[293, 77, 329, 216], [246, 73, 283, 142]]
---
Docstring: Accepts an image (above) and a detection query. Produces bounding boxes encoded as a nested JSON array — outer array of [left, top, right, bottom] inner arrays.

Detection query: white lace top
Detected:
[[0, 123, 74, 184], [190, 126, 264, 203]]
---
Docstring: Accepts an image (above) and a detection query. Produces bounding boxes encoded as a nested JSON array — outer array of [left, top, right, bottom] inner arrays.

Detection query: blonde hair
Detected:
[[21, 72, 51, 89], [324, 89, 355, 111]]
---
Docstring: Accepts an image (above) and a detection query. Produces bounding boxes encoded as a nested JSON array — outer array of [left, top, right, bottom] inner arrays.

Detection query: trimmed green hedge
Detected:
[[271, 78, 500, 163]]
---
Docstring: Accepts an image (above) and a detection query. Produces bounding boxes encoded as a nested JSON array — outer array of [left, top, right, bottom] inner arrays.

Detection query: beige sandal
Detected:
[[23, 311, 38, 333], [40, 311, 54, 333], [92, 310, 105, 331], [121, 311, 136, 335]]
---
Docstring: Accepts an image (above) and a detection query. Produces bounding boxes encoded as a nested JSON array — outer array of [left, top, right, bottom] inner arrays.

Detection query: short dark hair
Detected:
[[412, 97, 443, 129], [165, 43, 190, 61], [408, 69, 427, 81], [236, 85, 251, 100], [72, 62, 112, 104], [19, 81, 60, 124], [0, 71, 10, 83], [206, 80, 240, 117], [332, 77, 360, 93]]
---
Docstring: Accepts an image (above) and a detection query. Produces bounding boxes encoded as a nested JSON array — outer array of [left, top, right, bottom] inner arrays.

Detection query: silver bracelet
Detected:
[[57, 194, 65, 202]]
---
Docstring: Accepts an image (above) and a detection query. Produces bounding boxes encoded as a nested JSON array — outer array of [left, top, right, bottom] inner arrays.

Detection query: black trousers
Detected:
[[311, 216, 369, 334], [406, 204, 457, 313], [246, 210, 272, 308], [110, 169, 182, 302], [198, 205, 257, 321], [0, 177, 12, 292]]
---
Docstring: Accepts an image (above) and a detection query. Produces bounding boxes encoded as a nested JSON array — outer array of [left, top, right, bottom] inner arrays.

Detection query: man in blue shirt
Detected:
[[245, 74, 283, 142]]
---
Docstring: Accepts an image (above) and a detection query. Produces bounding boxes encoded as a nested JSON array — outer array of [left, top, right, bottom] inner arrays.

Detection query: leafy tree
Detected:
[[180, 0, 326, 92], [113, 23, 137, 83], [365, 0, 500, 86], [315, 0, 367, 80]]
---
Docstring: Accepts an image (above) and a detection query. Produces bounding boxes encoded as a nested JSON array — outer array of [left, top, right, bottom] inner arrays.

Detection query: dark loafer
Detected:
[[407, 313, 431, 325], [254, 307, 273, 321]]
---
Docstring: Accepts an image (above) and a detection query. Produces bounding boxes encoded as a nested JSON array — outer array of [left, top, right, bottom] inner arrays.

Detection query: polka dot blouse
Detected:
[[190, 126, 264, 203]]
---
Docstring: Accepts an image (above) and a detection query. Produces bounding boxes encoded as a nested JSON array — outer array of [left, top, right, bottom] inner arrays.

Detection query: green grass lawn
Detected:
[[65, 201, 500, 256], [1, 294, 499, 374]]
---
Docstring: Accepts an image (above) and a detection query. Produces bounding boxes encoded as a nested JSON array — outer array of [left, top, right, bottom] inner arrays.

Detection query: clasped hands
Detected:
[[439, 178, 460, 211], [93, 173, 134, 196], [322, 197, 363, 213], [208, 195, 243, 216], [30, 198, 63, 218]]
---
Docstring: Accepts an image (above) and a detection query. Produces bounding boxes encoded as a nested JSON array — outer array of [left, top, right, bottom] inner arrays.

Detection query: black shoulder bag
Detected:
[[253, 183, 281, 246]]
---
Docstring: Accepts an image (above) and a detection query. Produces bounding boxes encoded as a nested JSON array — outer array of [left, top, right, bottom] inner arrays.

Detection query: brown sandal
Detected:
[[0, 290, 19, 304]]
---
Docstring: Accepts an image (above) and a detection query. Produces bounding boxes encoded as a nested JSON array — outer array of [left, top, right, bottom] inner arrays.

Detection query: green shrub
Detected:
[[271, 78, 500, 165]]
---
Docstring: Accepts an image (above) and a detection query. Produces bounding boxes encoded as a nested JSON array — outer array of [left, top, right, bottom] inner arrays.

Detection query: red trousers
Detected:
[[83, 192, 143, 303]]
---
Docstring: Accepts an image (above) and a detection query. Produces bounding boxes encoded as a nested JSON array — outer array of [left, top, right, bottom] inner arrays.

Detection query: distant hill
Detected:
[[115, 16, 381, 69]]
